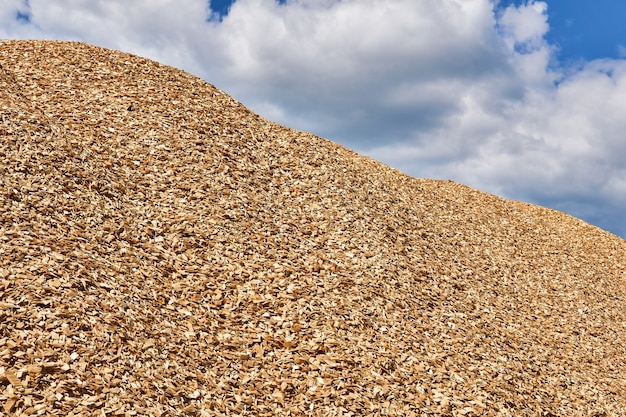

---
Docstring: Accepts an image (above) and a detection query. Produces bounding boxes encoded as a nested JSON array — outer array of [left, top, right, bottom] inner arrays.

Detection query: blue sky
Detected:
[[500, 0, 626, 62], [1, 0, 626, 239], [209, 0, 286, 20], [209, 0, 234, 17]]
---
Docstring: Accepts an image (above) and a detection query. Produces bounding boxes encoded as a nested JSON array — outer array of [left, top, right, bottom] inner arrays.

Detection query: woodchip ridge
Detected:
[[1, 40, 626, 416]]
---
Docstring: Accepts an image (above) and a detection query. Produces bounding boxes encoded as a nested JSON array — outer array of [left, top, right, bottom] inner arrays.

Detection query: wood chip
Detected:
[[0, 39, 625, 416], [4, 369, 21, 387]]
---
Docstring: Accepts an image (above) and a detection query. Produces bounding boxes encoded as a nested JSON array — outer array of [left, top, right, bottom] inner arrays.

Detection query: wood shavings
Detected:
[[1, 40, 626, 416]]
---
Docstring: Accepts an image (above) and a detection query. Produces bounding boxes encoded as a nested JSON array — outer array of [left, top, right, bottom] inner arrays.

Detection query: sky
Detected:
[[1, 0, 626, 239]]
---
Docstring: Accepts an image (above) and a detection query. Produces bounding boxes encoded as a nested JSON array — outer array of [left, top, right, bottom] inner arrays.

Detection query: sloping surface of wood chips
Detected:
[[1, 40, 625, 417]]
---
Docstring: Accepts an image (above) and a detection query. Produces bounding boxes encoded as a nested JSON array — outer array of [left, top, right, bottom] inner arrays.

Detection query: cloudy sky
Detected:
[[2, 0, 626, 239]]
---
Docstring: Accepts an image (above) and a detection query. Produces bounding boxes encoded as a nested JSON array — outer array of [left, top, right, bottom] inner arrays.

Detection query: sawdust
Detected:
[[1, 40, 625, 416]]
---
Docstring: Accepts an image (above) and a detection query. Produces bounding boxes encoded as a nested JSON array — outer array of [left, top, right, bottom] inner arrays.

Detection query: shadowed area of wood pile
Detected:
[[1, 40, 625, 416]]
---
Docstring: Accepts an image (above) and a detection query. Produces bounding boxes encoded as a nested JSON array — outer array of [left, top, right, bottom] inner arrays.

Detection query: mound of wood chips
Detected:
[[1, 40, 626, 416]]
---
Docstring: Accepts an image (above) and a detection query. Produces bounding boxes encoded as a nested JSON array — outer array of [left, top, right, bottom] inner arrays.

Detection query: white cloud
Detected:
[[1, 0, 625, 237], [198, 0, 518, 147], [497, 0, 548, 49]]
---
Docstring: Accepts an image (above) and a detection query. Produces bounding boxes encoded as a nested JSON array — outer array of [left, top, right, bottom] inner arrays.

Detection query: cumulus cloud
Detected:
[[1, 0, 625, 237], [498, 0, 549, 50], [200, 0, 513, 141]]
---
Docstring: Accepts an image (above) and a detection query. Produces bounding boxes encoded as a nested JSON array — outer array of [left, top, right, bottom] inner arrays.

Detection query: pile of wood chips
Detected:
[[1, 40, 626, 416]]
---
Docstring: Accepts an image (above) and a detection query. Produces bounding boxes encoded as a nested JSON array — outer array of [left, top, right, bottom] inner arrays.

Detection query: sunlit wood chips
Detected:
[[1, 40, 626, 416]]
